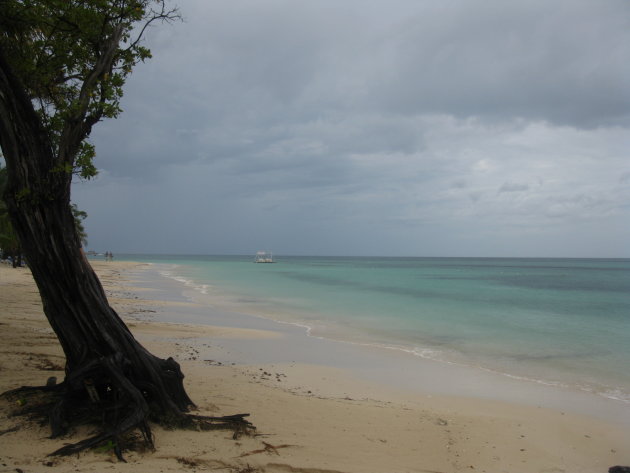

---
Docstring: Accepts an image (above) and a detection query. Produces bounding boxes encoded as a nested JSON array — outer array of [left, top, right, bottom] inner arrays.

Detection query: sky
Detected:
[[72, 0, 630, 257]]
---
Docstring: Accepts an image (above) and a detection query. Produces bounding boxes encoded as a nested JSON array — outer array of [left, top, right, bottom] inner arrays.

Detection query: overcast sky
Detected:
[[73, 0, 630, 257]]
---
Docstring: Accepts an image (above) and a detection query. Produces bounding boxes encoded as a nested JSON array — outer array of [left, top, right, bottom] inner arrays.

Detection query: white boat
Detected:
[[254, 251, 275, 263]]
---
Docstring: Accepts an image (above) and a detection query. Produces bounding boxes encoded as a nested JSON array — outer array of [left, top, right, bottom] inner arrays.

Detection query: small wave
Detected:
[[358, 342, 446, 361], [410, 346, 444, 360], [599, 388, 630, 403], [296, 324, 630, 406], [464, 361, 630, 405], [297, 327, 449, 363], [158, 270, 211, 295]]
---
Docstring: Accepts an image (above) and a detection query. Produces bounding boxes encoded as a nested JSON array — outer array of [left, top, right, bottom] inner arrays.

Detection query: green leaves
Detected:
[[0, 0, 178, 178], [75, 142, 97, 179], [71, 203, 88, 247]]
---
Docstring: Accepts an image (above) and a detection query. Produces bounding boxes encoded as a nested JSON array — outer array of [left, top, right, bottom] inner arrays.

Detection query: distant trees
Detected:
[[71, 203, 88, 248], [0, 0, 251, 457]]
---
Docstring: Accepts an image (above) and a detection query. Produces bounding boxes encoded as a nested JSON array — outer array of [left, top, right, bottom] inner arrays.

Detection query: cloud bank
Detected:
[[73, 0, 630, 257]]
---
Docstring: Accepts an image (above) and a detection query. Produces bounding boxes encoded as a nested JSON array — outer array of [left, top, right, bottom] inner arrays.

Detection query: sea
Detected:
[[112, 254, 630, 405]]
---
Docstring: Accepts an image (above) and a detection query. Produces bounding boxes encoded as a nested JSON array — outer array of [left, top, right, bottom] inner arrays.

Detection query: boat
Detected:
[[254, 251, 275, 263]]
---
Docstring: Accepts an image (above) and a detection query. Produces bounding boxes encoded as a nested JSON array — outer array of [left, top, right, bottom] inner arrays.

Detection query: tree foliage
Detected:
[[0, 1, 253, 459], [71, 203, 88, 247], [0, 0, 178, 179]]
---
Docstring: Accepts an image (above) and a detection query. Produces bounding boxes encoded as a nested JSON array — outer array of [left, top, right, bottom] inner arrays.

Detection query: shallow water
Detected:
[[115, 254, 630, 404]]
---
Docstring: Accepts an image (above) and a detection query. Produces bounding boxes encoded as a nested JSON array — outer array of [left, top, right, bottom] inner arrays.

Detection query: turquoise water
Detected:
[[117, 254, 630, 402]]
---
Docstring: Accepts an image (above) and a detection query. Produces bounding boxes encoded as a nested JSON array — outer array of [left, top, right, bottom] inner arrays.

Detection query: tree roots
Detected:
[[1, 353, 255, 461]]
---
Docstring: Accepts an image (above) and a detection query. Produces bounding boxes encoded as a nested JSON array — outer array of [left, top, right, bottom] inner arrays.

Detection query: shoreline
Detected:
[[1, 261, 629, 472], [142, 256, 630, 409], [137, 261, 630, 426]]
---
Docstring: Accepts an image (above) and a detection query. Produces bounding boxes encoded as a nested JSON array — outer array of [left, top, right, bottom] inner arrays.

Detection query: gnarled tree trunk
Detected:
[[0, 43, 192, 442], [0, 44, 251, 458]]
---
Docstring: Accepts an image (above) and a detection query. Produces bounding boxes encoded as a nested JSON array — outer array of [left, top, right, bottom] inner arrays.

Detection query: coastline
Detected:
[[141, 260, 630, 424], [1, 261, 628, 472], [134, 255, 630, 409]]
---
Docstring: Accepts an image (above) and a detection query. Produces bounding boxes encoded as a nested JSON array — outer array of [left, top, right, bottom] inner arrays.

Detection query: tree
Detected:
[[1, 165, 85, 262], [0, 165, 20, 265], [71, 203, 88, 247], [0, 165, 22, 266], [0, 0, 251, 458]]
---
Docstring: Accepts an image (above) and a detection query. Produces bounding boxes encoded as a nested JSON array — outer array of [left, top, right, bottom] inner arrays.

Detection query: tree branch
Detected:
[[0, 46, 54, 183], [126, 1, 181, 51], [57, 24, 124, 165]]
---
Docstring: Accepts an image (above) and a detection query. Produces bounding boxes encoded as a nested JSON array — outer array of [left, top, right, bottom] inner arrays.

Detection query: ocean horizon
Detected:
[[105, 254, 630, 406]]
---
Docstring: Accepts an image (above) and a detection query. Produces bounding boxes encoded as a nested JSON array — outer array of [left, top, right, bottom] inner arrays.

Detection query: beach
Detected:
[[1, 261, 629, 473]]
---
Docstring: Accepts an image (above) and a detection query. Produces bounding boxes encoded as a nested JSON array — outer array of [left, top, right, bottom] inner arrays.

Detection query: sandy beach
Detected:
[[1, 261, 628, 473]]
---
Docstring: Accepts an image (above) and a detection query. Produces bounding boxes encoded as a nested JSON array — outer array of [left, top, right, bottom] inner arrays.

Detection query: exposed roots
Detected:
[[186, 413, 255, 439], [1, 353, 255, 460]]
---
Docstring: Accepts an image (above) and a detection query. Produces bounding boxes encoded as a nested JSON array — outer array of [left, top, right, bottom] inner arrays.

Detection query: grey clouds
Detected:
[[73, 0, 630, 257]]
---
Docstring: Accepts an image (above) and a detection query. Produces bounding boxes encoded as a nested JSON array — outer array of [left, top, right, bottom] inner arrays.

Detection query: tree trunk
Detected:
[[0, 44, 201, 455], [1, 26, 253, 458], [2, 157, 197, 453], [8, 194, 194, 408]]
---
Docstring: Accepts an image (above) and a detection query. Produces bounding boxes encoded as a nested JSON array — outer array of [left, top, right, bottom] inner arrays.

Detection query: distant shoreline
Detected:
[[90, 253, 630, 261]]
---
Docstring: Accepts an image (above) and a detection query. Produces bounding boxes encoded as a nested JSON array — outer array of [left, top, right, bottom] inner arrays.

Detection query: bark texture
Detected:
[[0, 46, 252, 456]]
